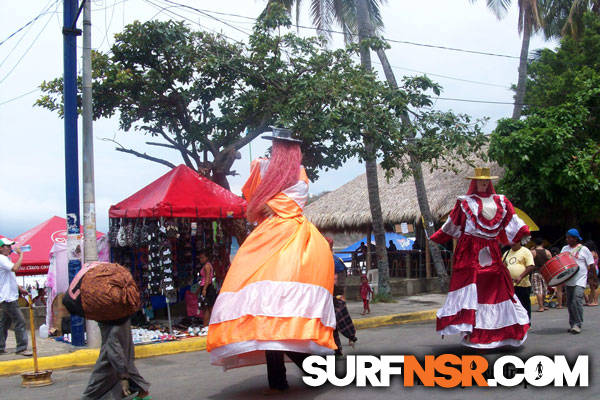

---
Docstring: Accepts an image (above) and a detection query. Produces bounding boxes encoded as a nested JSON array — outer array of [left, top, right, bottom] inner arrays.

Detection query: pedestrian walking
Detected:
[[583, 240, 599, 306], [82, 319, 151, 400], [561, 229, 595, 334], [0, 238, 32, 356], [503, 241, 535, 320], [332, 285, 357, 356], [530, 238, 551, 312]]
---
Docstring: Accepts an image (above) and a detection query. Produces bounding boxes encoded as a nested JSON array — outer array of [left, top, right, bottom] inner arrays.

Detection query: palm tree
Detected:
[[539, 0, 600, 39], [355, 0, 449, 292], [264, 0, 451, 293], [470, 0, 542, 120]]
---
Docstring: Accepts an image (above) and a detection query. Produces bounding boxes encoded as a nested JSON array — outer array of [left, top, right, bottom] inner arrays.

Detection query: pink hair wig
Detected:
[[246, 140, 302, 222]]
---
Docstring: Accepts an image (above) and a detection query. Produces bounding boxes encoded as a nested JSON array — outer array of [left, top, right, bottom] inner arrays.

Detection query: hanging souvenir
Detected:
[[166, 219, 179, 239], [132, 218, 142, 247], [125, 219, 135, 247], [108, 218, 119, 247], [117, 218, 127, 247], [140, 218, 149, 246]]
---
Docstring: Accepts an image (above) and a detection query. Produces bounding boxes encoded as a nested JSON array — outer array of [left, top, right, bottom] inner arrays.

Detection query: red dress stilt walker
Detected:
[[430, 168, 531, 348]]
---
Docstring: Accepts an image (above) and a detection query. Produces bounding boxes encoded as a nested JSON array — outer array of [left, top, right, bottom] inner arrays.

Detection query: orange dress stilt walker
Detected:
[[207, 132, 336, 370]]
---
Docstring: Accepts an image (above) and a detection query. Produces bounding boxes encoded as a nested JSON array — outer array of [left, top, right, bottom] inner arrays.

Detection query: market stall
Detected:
[[108, 165, 247, 325]]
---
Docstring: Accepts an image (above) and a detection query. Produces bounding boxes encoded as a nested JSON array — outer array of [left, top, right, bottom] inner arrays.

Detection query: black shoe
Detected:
[[263, 387, 288, 396]]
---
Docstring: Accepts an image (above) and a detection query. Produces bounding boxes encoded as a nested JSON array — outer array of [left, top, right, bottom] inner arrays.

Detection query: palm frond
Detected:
[[296, 0, 303, 31], [538, 0, 570, 39], [309, 0, 334, 36], [517, 0, 542, 34], [563, 0, 589, 38], [470, 0, 513, 19]]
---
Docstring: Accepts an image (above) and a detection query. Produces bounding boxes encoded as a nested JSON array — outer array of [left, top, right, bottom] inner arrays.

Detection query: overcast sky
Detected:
[[0, 0, 551, 238]]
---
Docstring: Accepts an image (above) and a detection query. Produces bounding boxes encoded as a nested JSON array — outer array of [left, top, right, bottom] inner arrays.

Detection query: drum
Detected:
[[540, 252, 579, 286]]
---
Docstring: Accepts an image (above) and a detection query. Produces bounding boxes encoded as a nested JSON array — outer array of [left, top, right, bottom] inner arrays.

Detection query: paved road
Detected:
[[1, 306, 599, 400], [1, 294, 447, 360]]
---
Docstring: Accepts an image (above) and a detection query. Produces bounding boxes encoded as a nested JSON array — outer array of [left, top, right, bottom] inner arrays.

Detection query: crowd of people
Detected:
[[502, 231, 599, 335]]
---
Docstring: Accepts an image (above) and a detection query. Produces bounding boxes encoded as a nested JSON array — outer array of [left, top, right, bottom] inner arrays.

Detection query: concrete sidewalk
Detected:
[[0, 293, 447, 376]]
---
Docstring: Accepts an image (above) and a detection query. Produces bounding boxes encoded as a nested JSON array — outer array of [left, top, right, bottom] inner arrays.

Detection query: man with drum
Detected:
[[561, 229, 595, 334]]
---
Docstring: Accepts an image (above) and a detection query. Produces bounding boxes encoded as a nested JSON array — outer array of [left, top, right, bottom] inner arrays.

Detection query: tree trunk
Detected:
[[513, 7, 533, 120], [375, 47, 449, 292], [409, 157, 449, 291], [357, 0, 391, 297]]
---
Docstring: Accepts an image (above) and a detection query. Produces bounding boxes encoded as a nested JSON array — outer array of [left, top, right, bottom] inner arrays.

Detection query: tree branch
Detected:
[[100, 137, 176, 169], [230, 113, 272, 152], [145, 141, 179, 150]]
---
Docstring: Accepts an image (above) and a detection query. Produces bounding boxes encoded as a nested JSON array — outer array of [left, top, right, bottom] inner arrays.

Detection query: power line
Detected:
[[91, 0, 130, 12], [0, 88, 40, 107], [0, 8, 56, 85], [160, 0, 252, 37], [159, 2, 521, 60], [435, 96, 517, 105], [0, 0, 59, 47], [0, 5, 43, 70], [374, 62, 510, 89], [156, 1, 514, 89], [98, 0, 119, 51], [142, 0, 247, 44], [143, 0, 520, 106]]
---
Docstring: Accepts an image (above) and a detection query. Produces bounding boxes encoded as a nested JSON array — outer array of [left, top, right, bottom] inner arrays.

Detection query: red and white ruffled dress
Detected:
[[430, 193, 531, 348]]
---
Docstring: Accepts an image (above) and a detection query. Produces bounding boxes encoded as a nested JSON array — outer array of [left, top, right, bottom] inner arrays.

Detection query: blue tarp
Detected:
[[335, 232, 415, 262]]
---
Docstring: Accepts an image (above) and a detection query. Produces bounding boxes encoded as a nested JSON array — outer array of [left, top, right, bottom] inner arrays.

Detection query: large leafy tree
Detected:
[[489, 12, 600, 227], [36, 12, 387, 189], [470, 0, 542, 120]]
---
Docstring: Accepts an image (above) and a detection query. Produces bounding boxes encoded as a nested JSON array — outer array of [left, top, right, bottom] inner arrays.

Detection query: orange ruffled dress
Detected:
[[207, 158, 336, 369]]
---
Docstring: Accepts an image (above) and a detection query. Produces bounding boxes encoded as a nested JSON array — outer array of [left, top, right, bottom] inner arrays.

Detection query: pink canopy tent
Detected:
[[8, 216, 104, 276]]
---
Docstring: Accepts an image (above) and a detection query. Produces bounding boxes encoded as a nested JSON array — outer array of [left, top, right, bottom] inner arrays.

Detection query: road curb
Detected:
[[0, 337, 208, 377], [0, 292, 551, 376], [354, 309, 437, 330]]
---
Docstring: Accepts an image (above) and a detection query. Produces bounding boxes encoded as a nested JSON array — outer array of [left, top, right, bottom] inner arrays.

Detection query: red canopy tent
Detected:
[[109, 165, 247, 218], [7, 216, 104, 276]]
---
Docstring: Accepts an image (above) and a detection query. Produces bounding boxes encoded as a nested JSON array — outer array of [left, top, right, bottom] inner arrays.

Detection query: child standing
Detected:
[[360, 275, 373, 315]]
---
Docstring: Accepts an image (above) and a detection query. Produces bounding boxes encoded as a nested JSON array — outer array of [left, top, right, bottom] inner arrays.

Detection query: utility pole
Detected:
[[63, 0, 84, 346], [82, 0, 101, 348]]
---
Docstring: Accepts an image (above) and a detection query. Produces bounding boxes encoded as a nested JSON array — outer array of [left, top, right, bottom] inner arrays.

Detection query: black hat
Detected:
[[262, 126, 302, 143]]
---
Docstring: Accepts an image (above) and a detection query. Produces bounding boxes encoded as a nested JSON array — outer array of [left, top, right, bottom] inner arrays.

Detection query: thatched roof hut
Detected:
[[305, 162, 502, 233]]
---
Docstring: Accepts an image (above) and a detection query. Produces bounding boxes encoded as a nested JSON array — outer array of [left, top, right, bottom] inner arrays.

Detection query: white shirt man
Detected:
[[561, 244, 594, 288], [561, 229, 595, 334], [0, 251, 19, 304], [0, 238, 30, 355]]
